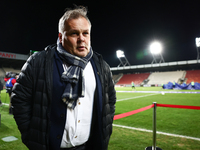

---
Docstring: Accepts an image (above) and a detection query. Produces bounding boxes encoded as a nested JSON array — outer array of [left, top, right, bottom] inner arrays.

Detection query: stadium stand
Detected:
[[2, 67, 21, 74], [112, 73, 123, 84], [116, 73, 150, 86], [0, 68, 4, 77], [1, 50, 200, 88], [0, 51, 27, 85], [185, 70, 200, 84], [0, 68, 5, 85], [147, 71, 185, 85]]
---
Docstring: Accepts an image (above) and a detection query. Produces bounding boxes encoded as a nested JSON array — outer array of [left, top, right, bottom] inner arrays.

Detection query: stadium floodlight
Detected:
[[150, 42, 162, 54], [116, 50, 125, 58], [150, 41, 165, 64], [196, 37, 200, 60], [196, 38, 200, 47], [116, 50, 131, 67]]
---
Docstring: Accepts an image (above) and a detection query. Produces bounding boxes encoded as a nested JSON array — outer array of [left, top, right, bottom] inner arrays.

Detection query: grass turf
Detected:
[[1, 87, 200, 149], [0, 90, 28, 150], [111, 87, 200, 149]]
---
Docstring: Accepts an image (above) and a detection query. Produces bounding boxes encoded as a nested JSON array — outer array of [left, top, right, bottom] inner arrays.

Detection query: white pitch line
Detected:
[[113, 124, 200, 141], [2, 103, 9, 106], [117, 93, 158, 102]]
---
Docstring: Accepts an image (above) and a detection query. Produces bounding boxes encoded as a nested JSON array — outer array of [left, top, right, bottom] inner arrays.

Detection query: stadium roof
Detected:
[[111, 59, 200, 74]]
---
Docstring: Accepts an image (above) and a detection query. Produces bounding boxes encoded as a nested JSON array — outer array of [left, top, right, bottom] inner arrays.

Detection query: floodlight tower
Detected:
[[150, 41, 165, 64], [196, 37, 200, 60], [116, 50, 131, 67]]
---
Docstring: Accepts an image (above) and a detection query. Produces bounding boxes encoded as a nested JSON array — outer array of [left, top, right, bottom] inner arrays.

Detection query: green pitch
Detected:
[[109, 86, 200, 149], [1, 87, 200, 150]]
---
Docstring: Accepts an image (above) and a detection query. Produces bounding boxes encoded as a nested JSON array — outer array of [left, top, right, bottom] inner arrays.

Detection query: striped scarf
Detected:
[[57, 40, 93, 109]]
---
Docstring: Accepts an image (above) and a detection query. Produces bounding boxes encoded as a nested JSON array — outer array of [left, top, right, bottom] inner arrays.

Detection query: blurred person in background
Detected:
[[11, 6, 116, 150], [4, 72, 18, 114], [0, 80, 3, 106], [131, 81, 135, 90]]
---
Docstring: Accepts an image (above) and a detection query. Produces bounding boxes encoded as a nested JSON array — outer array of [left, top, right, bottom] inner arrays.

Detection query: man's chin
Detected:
[[75, 50, 90, 57], [76, 52, 89, 58]]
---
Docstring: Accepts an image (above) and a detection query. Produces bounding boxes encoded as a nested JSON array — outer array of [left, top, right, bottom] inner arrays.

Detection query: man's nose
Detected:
[[78, 34, 85, 41]]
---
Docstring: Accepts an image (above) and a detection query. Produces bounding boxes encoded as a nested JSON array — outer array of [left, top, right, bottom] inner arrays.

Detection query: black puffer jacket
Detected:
[[11, 44, 116, 150]]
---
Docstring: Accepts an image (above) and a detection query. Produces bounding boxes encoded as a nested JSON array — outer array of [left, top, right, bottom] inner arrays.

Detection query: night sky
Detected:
[[1, 1, 200, 67]]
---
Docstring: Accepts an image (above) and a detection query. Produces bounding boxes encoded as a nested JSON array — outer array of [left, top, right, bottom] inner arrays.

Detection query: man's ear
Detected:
[[58, 33, 62, 43]]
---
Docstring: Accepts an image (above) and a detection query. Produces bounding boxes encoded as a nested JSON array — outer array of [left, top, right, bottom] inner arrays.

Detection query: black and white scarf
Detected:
[[57, 40, 93, 109]]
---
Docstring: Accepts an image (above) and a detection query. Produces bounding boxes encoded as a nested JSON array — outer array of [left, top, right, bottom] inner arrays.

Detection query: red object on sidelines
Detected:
[[113, 103, 200, 121], [157, 103, 200, 110], [113, 104, 154, 120]]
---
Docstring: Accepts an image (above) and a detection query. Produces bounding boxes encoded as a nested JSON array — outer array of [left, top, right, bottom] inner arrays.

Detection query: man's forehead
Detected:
[[65, 18, 91, 30], [68, 28, 90, 32]]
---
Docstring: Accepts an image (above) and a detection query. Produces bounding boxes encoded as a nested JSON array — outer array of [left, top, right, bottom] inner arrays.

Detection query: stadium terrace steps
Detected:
[[147, 71, 185, 85], [185, 70, 200, 84], [116, 73, 150, 85], [115, 70, 200, 86]]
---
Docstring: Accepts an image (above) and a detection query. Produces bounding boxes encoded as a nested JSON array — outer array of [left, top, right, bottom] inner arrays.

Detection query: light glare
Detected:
[[116, 50, 125, 58], [150, 42, 162, 54], [196, 38, 200, 47]]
